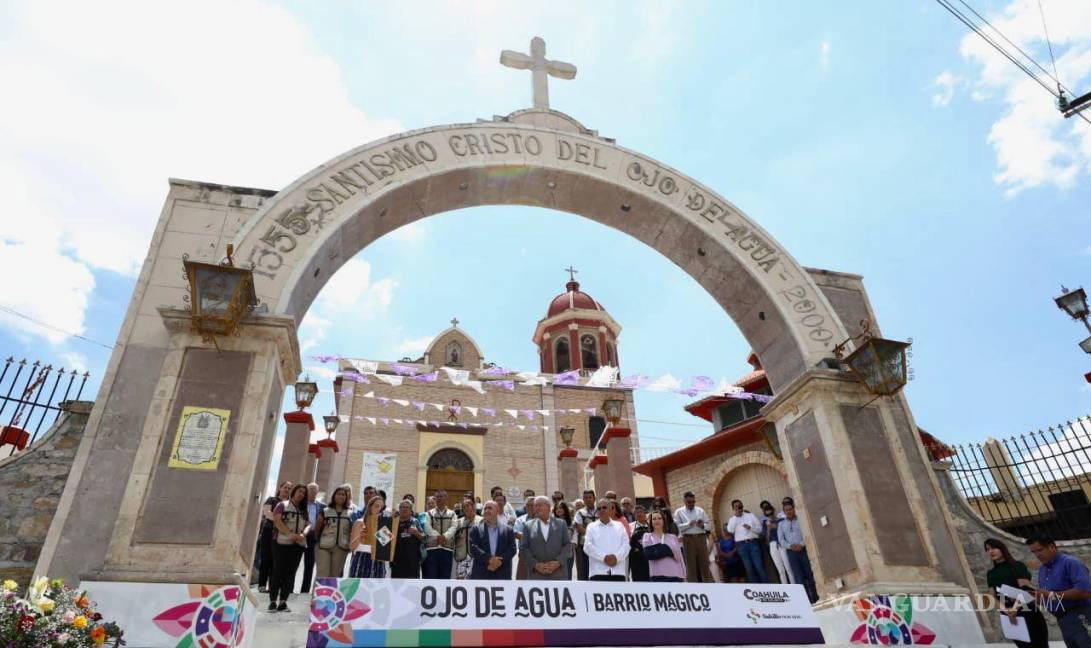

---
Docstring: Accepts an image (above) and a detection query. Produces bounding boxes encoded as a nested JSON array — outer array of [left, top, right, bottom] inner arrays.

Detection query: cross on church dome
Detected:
[[450, 317, 459, 328], [500, 37, 577, 110]]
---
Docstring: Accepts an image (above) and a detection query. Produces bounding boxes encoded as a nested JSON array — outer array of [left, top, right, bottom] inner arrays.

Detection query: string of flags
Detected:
[[308, 354, 773, 406]]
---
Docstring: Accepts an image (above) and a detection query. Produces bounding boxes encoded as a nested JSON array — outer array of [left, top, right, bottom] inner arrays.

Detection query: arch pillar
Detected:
[[763, 370, 976, 601]]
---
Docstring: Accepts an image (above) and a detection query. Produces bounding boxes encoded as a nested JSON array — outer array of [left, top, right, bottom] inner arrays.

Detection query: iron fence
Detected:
[[931, 415, 1091, 541], [0, 356, 90, 457]]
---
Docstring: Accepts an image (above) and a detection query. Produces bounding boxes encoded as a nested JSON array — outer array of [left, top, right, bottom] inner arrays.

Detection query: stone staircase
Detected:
[[250, 593, 311, 648]]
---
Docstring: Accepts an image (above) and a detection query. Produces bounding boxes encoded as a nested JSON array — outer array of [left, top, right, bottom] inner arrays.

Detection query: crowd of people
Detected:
[[253, 481, 1091, 647], [253, 482, 821, 612]]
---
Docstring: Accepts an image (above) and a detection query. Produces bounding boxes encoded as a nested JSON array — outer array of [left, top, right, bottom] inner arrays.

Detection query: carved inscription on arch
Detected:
[[238, 124, 845, 353]]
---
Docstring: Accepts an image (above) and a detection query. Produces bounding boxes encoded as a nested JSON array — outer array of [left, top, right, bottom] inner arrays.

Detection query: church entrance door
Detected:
[[425, 448, 475, 499]]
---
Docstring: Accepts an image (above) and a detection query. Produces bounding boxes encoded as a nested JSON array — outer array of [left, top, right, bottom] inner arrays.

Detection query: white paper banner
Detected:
[[360, 452, 396, 499]]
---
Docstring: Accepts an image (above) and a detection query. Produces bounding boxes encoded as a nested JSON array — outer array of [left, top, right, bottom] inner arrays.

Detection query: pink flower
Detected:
[[63, 610, 76, 623]]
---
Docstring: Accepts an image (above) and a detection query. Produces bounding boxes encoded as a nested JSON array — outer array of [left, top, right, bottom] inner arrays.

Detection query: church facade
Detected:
[[324, 278, 639, 506]]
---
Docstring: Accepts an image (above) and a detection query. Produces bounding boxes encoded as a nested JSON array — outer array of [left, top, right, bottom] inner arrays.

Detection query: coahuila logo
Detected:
[[743, 589, 790, 603]]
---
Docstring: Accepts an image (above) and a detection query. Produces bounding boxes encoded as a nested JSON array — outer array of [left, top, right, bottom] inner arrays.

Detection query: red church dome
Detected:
[[547, 281, 604, 317]]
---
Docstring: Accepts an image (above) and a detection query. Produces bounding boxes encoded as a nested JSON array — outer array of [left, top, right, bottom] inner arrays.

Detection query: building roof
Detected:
[[547, 280, 605, 318], [632, 416, 768, 475]]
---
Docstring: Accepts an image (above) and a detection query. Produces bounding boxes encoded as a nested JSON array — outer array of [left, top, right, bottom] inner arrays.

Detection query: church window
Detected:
[[446, 341, 463, 366], [427, 448, 474, 471], [555, 338, 571, 373], [581, 334, 599, 370]]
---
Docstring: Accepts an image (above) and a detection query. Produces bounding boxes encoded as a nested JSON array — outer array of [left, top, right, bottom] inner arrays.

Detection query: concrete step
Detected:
[[251, 593, 310, 648]]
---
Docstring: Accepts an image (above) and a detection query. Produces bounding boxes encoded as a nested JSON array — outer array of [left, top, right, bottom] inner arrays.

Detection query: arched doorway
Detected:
[[425, 448, 474, 499], [716, 463, 790, 525]]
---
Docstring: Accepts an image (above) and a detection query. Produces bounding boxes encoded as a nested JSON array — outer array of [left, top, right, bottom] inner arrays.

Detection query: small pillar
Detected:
[[589, 454, 610, 494], [306, 444, 320, 485], [558, 447, 580, 499], [602, 426, 635, 500], [278, 411, 314, 486], [316, 438, 339, 496]]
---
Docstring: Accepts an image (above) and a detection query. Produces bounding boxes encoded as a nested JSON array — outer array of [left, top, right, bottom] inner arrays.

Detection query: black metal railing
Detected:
[[0, 356, 90, 457], [931, 416, 1091, 541]]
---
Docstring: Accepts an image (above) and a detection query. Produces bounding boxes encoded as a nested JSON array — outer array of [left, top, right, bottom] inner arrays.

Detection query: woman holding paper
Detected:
[[348, 496, 388, 579], [984, 537, 1047, 648]]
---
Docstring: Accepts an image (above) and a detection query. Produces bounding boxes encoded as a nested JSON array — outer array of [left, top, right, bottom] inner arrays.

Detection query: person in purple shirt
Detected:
[[1026, 534, 1091, 648]]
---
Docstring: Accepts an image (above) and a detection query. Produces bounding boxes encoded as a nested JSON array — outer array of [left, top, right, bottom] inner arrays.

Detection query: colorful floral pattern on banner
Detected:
[[152, 585, 246, 648], [308, 580, 371, 647], [849, 595, 935, 645]]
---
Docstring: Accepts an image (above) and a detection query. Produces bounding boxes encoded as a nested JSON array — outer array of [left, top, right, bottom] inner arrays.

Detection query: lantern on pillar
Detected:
[[322, 413, 340, 438], [833, 320, 911, 399], [559, 426, 575, 449], [601, 398, 623, 426], [294, 376, 318, 411], [181, 245, 258, 345]]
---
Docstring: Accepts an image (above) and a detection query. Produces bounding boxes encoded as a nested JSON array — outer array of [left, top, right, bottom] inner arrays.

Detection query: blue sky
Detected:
[[1, 0, 1089, 465]]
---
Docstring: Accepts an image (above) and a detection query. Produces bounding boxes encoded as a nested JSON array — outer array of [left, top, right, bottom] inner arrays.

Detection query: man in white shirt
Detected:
[[725, 499, 768, 583], [673, 491, 713, 583], [584, 498, 630, 581]]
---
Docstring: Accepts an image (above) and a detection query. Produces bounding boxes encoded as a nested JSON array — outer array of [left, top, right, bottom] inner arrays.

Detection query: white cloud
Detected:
[[62, 352, 89, 374], [953, 0, 1091, 195], [297, 258, 398, 361], [931, 70, 963, 107], [304, 365, 339, 382], [0, 0, 401, 344], [387, 221, 429, 244], [820, 41, 832, 69], [397, 336, 435, 358]]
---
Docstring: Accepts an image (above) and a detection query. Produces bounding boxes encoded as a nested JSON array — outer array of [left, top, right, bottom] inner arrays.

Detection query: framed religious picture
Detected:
[[168, 406, 230, 470]]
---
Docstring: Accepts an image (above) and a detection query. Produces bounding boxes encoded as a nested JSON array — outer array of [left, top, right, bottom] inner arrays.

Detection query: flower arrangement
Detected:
[[1, 577, 124, 647]]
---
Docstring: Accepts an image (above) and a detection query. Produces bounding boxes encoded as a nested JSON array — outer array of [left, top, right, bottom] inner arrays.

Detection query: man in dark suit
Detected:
[[469, 500, 516, 580], [521, 496, 572, 581]]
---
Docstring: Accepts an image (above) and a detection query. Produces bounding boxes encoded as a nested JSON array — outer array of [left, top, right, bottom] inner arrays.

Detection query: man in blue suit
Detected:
[[469, 500, 516, 580]]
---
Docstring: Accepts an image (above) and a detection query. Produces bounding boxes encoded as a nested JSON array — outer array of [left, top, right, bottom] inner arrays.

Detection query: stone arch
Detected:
[[709, 449, 787, 530], [233, 111, 848, 390]]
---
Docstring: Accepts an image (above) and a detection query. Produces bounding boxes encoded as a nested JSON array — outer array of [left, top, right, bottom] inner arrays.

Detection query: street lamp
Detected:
[[559, 427, 575, 448], [294, 377, 318, 410], [833, 321, 911, 399], [322, 413, 340, 436], [1055, 287, 1091, 355], [182, 245, 258, 345], [601, 398, 624, 426]]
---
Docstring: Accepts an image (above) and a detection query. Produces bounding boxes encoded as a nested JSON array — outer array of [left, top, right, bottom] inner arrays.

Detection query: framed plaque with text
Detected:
[[168, 406, 230, 470]]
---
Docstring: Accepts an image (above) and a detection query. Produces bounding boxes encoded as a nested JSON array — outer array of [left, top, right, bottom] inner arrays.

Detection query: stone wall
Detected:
[[933, 462, 1091, 642], [0, 401, 92, 587]]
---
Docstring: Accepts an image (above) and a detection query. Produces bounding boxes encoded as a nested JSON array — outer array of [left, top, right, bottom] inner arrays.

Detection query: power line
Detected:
[[935, 0, 1091, 126], [1036, 0, 1060, 86], [0, 305, 114, 350]]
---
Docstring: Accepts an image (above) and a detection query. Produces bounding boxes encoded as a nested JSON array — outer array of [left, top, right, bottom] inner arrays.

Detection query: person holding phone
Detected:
[[725, 499, 767, 583]]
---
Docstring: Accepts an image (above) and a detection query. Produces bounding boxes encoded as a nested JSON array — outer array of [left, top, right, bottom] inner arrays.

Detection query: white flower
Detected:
[[57, 631, 71, 644]]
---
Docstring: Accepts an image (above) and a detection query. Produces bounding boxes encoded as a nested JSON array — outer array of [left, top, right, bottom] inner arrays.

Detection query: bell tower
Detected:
[[532, 268, 622, 374]]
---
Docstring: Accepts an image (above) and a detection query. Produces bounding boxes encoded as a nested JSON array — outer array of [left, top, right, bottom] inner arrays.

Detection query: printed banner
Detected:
[[307, 578, 823, 647], [360, 452, 396, 499], [82, 581, 254, 648], [168, 406, 230, 470]]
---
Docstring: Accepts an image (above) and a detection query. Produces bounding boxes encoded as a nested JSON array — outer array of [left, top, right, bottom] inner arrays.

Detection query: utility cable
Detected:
[[1036, 0, 1060, 87], [935, 0, 1091, 125], [0, 305, 114, 350]]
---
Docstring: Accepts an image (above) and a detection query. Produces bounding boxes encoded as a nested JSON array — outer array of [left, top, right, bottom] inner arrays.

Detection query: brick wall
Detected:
[[339, 375, 634, 503], [0, 401, 92, 588], [663, 441, 786, 528]]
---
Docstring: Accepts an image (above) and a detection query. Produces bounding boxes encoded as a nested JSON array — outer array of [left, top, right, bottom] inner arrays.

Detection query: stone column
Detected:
[[278, 412, 314, 486], [602, 427, 634, 500], [315, 440, 337, 495], [75, 308, 300, 584], [589, 454, 610, 495], [763, 369, 976, 602], [558, 447, 580, 499], [306, 447, 319, 485]]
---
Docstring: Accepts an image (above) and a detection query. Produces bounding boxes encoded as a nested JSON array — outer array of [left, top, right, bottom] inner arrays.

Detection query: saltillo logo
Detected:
[[743, 589, 790, 603]]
